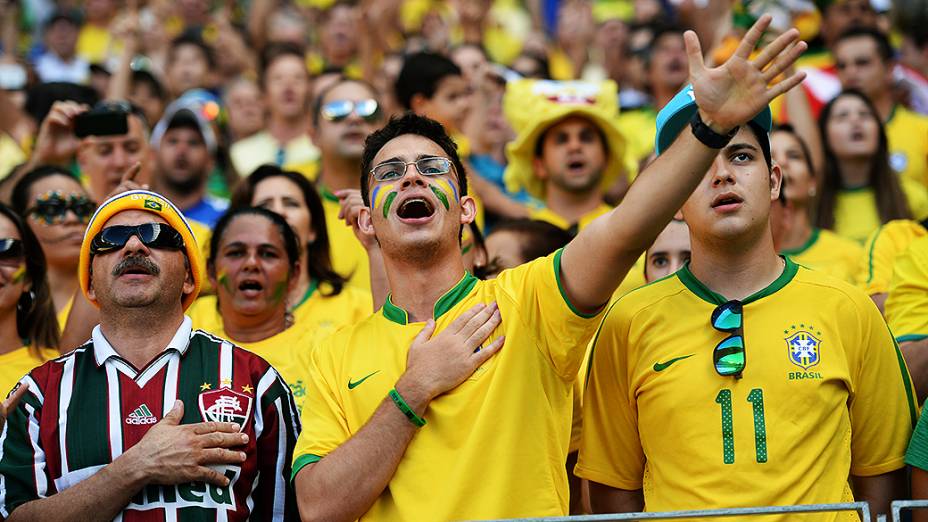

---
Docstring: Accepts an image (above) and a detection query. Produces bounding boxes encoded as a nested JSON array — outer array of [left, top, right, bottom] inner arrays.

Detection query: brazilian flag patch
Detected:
[[144, 199, 163, 211]]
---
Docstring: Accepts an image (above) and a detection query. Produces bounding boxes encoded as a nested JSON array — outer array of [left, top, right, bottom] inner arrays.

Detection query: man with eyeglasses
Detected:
[[310, 77, 385, 292], [0, 189, 300, 520], [577, 48, 916, 522], [293, 17, 807, 521]]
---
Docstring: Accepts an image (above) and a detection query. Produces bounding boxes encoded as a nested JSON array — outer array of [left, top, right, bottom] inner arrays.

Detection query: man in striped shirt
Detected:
[[0, 189, 300, 521]]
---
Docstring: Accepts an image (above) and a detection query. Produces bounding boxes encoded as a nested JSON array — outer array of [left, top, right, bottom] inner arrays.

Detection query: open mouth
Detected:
[[238, 279, 264, 295], [567, 159, 586, 172], [711, 193, 744, 209], [396, 197, 436, 220], [849, 129, 866, 141]]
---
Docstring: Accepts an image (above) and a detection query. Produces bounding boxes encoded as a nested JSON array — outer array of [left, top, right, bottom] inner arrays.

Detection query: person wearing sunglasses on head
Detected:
[[577, 33, 914, 522], [292, 17, 806, 521], [0, 189, 300, 520], [310, 77, 385, 294], [0, 203, 60, 400], [10, 166, 97, 331]]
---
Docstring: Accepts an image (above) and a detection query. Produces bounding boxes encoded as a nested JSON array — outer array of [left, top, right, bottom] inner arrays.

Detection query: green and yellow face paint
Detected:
[[217, 267, 234, 293], [11, 264, 26, 285], [428, 178, 459, 211], [371, 183, 398, 218]]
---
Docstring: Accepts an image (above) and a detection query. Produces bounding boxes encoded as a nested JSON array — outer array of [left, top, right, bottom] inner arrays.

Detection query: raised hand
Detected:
[[686, 14, 807, 133], [122, 401, 248, 487], [0, 382, 29, 431], [397, 303, 504, 402], [104, 162, 148, 200], [30, 101, 87, 166]]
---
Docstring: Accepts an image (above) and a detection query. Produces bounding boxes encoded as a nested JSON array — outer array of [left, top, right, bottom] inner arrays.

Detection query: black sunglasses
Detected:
[[90, 223, 185, 256], [26, 192, 97, 225], [711, 300, 745, 378], [0, 238, 24, 265]]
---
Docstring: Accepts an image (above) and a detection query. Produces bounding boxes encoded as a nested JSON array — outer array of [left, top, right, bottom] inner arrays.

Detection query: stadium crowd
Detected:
[[0, 0, 927, 520]]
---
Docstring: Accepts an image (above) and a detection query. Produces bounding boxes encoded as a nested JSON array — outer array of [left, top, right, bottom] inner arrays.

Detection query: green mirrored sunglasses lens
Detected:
[[713, 307, 742, 330], [714, 336, 745, 375]]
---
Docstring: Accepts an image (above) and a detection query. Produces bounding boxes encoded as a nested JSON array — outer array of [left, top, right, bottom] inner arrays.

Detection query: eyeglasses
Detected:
[[0, 238, 24, 267], [26, 192, 96, 225], [90, 223, 185, 256], [711, 300, 745, 378], [321, 99, 380, 123], [370, 157, 454, 182]]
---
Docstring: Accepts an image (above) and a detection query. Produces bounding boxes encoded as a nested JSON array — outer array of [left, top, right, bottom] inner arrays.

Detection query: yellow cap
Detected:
[[503, 79, 629, 200], [78, 190, 203, 310]]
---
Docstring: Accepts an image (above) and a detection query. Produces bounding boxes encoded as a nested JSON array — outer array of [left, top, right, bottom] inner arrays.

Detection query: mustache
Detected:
[[112, 255, 161, 277]]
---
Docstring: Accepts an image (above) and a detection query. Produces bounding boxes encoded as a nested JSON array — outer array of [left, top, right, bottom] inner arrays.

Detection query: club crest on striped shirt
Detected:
[[198, 388, 253, 431]]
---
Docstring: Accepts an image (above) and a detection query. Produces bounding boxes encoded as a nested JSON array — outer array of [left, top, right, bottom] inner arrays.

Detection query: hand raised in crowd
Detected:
[[0, 383, 28, 432], [396, 303, 504, 405], [29, 101, 87, 168], [105, 162, 148, 200], [686, 14, 807, 133], [336, 189, 379, 251], [119, 401, 248, 487]]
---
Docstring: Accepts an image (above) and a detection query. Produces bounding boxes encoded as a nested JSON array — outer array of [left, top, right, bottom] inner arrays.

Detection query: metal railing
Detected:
[[487, 502, 873, 522], [891, 499, 928, 522]]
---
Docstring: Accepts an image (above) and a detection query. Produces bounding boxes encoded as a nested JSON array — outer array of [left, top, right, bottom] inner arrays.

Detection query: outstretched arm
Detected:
[[559, 16, 807, 312]]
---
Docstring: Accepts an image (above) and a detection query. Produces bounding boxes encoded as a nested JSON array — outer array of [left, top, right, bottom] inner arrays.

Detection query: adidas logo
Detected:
[[125, 404, 158, 425]]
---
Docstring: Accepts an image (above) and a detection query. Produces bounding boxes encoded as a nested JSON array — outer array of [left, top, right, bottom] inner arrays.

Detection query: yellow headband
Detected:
[[78, 190, 203, 310]]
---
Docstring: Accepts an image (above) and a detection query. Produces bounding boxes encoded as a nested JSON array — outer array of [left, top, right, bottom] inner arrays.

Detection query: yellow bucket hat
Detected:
[[78, 190, 204, 310], [503, 79, 629, 200]]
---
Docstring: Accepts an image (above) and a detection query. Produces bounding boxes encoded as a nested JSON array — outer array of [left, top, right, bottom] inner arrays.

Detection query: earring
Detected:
[[16, 290, 36, 342]]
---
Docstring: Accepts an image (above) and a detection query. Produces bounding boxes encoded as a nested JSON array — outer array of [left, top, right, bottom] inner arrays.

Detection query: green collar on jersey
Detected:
[[676, 256, 798, 306], [290, 278, 318, 312], [780, 228, 820, 257], [318, 184, 339, 203], [381, 272, 479, 325]]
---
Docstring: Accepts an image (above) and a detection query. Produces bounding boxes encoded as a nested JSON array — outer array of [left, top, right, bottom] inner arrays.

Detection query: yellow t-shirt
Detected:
[[188, 219, 213, 294], [56, 295, 74, 332], [856, 219, 927, 296], [616, 108, 657, 177], [884, 236, 928, 343], [0, 347, 59, 398], [887, 105, 928, 191], [780, 228, 863, 284], [293, 251, 604, 520], [319, 188, 372, 292], [577, 259, 916, 518], [832, 181, 928, 244], [229, 131, 320, 181], [531, 203, 613, 233], [0, 133, 26, 182], [76, 24, 113, 64]]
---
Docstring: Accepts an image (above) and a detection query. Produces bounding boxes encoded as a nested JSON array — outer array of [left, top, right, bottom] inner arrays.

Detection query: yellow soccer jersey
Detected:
[[55, 295, 74, 331], [319, 187, 372, 292], [833, 182, 928, 244], [884, 236, 928, 342], [616, 108, 658, 177], [857, 220, 927, 296], [290, 280, 373, 340], [887, 105, 928, 190], [577, 259, 916, 519], [293, 251, 603, 520], [531, 203, 613, 233], [780, 228, 863, 283], [0, 347, 58, 398]]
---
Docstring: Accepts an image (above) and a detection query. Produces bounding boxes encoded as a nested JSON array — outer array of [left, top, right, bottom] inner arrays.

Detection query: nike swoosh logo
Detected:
[[653, 354, 695, 372], [348, 371, 380, 390]]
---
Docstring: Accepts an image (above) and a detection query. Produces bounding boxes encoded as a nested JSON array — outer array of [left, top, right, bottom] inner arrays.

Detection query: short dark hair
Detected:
[[394, 52, 463, 110], [132, 70, 167, 102], [208, 206, 302, 278], [645, 24, 687, 69], [168, 31, 216, 69], [311, 76, 380, 127], [360, 113, 468, 207], [230, 165, 348, 296], [259, 42, 307, 87], [745, 121, 772, 169], [490, 219, 573, 260], [10, 165, 82, 217], [835, 27, 894, 63]]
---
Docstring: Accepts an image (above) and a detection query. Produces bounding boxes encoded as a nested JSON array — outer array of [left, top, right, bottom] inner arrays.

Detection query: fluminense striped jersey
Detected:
[[0, 317, 300, 521]]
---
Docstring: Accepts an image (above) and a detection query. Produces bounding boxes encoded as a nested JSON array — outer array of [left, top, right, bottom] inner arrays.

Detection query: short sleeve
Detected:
[[885, 237, 928, 341], [574, 303, 645, 490], [848, 296, 918, 476], [291, 338, 351, 481], [494, 250, 606, 380], [857, 220, 926, 295], [0, 380, 48, 517]]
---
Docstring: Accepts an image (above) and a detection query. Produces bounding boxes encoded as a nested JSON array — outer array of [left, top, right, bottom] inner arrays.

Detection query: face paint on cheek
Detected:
[[11, 264, 26, 284], [438, 178, 459, 203], [372, 183, 396, 214], [270, 280, 288, 304], [217, 268, 234, 293], [382, 192, 397, 218], [430, 185, 450, 211]]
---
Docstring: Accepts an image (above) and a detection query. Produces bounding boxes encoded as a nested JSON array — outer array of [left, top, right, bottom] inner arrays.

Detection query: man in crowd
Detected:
[[0, 188, 299, 519], [230, 42, 319, 180], [151, 101, 227, 228], [34, 9, 90, 85], [164, 32, 214, 100], [292, 16, 806, 521], [578, 65, 914, 522]]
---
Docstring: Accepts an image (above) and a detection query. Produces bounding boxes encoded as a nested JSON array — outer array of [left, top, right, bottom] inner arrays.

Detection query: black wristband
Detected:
[[689, 111, 737, 149]]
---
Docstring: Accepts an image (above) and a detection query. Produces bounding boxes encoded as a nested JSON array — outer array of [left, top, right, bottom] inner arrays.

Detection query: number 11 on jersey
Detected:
[[715, 388, 768, 464]]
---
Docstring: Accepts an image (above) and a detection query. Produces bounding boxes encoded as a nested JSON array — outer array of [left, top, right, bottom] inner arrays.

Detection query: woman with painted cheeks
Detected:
[[229, 165, 372, 338], [10, 165, 97, 329], [188, 206, 314, 412], [0, 203, 60, 398], [816, 89, 928, 243]]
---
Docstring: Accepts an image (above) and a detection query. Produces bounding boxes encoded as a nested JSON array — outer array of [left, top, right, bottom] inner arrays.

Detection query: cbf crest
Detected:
[[784, 323, 823, 379], [198, 387, 253, 431]]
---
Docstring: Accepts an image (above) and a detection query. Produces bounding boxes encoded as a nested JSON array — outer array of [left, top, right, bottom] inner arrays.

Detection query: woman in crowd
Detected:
[[229, 165, 371, 329], [0, 203, 59, 397], [644, 218, 691, 283], [10, 165, 96, 328], [771, 125, 862, 282], [816, 89, 926, 243], [188, 207, 317, 411]]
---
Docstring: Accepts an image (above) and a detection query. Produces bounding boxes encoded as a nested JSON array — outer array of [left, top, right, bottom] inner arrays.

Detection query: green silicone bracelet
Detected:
[[389, 388, 426, 427]]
